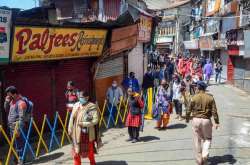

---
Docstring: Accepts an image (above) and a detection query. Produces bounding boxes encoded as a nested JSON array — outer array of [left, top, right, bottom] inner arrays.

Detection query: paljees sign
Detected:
[[12, 26, 107, 62]]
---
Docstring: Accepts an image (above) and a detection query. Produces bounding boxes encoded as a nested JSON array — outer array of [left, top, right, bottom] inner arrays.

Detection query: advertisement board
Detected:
[[138, 15, 152, 42], [12, 26, 107, 62], [111, 24, 138, 55], [0, 9, 11, 63]]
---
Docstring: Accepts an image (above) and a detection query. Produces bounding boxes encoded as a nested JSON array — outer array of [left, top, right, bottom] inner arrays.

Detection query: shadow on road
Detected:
[[167, 123, 187, 129], [32, 152, 64, 164], [208, 154, 237, 165], [97, 161, 128, 165], [139, 136, 160, 142]]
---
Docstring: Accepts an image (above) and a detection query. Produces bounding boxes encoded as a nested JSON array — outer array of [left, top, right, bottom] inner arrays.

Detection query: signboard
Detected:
[[199, 36, 214, 50], [12, 26, 107, 62], [138, 15, 152, 42], [0, 9, 11, 63], [156, 36, 173, 43], [183, 40, 199, 49], [111, 25, 138, 55]]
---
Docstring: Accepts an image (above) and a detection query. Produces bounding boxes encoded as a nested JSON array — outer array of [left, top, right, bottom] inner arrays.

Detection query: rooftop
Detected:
[[143, 0, 191, 10]]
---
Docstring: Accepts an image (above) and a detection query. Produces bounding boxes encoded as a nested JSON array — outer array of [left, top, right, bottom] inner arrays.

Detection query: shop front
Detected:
[[3, 26, 107, 125], [226, 29, 245, 85], [199, 35, 218, 61], [183, 40, 200, 57], [95, 24, 138, 106]]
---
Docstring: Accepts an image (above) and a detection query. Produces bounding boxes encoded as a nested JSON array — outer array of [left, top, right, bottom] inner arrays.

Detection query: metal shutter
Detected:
[[96, 56, 123, 80], [95, 56, 124, 107], [54, 59, 93, 119], [4, 62, 53, 125]]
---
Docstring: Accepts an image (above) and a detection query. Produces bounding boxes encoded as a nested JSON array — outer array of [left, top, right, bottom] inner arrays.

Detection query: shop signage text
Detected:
[[183, 40, 199, 50], [12, 27, 107, 62], [0, 9, 11, 63], [138, 15, 152, 42]]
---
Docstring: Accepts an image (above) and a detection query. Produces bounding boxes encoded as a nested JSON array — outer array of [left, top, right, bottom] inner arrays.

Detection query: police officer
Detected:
[[186, 81, 220, 165]]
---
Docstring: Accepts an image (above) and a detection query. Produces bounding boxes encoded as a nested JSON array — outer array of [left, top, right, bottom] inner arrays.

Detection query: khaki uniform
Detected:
[[186, 91, 219, 165]]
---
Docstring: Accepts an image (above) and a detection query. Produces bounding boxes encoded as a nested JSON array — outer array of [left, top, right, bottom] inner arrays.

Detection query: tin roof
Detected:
[[143, 0, 191, 10]]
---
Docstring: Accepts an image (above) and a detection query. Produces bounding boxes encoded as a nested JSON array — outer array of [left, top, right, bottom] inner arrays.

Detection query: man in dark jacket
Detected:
[[142, 67, 154, 90]]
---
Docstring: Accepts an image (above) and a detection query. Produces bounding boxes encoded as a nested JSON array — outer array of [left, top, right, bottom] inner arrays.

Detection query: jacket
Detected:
[[68, 102, 99, 153], [106, 86, 123, 105], [186, 91, 219, 124]]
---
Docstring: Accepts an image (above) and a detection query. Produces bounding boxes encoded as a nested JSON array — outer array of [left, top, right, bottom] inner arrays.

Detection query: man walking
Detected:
[[186, 81, 220, 165], [215, 59, 222, 84], [106, 81, 123, 126], [4, 86, 30, 165], [122, 72, 140, 93]]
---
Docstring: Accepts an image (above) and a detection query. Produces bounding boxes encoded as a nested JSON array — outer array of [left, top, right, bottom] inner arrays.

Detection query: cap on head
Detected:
[[197, 81, 207, 91]]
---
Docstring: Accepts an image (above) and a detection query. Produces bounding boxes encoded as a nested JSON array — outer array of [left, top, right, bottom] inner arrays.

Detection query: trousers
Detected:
[[128, 127, 140, 140], [73, 141, 96, 165], [173, 100, 182, 116], [192, 118, 212, 165]]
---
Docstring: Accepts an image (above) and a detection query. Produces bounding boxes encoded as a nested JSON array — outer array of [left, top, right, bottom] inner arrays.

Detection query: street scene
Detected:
[[0, 0, 250, 165]]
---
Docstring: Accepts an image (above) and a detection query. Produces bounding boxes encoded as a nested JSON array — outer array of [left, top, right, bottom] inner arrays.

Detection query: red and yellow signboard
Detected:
[[12, 26, 107, 62]]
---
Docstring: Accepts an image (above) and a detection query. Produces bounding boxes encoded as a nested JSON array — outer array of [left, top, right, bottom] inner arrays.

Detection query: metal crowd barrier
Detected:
[[0, 87, 155, 165]]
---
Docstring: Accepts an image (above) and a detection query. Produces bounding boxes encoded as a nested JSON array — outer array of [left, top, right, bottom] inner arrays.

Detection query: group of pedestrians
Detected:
[[3, 53, 221, 165], [145, 54, 220, 165]]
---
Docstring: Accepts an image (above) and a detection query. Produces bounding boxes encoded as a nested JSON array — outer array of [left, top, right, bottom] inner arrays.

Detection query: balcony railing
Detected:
[[72, 7, 98, 22]]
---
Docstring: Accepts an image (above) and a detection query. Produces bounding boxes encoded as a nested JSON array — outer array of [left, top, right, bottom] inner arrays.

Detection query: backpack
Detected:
[[15, 97, 34, 122]]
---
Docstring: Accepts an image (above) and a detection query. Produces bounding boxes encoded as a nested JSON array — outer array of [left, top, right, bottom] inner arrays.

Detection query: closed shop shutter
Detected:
[[54, 59, 93, 118], [3, 59, 93, 126], [128, 43, 144, 85], [95, 56, 124, 106], [4, 63, 53, 125], [244, 59, 250, 92], [220, 50, 228, 80], [227, 56, 234, 84], [233, 56, 245, 89]]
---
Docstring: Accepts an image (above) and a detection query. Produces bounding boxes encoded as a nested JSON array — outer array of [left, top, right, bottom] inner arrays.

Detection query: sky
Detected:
[[0, 0, 37, 10]]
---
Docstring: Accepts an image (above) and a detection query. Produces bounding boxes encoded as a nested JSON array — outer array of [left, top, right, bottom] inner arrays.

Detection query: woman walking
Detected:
[[68, 91, 99, 165], [154, 79, 173, 130], [126, 88, 144, 143], [173, 76, 183, 121]]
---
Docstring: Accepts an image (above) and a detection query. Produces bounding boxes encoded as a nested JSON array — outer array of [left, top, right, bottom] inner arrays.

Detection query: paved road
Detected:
[[35, 83, 250, 165]]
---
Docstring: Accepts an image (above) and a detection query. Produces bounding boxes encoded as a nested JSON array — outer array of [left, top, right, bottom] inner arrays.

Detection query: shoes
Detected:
[[161, 127, 167, 130], [126, 138, 133, 142], [132, 139, 138, 143]]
